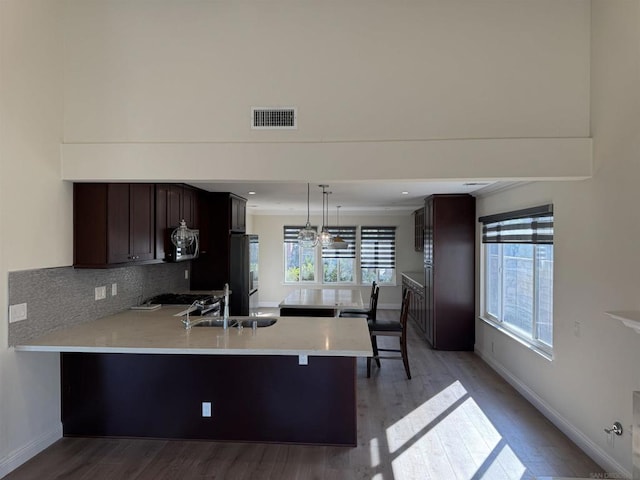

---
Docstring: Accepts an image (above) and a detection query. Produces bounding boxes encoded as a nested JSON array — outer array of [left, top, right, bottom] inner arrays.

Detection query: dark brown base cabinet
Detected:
[[423, 194, 476, 351], [402, 275, 426, 334], [61, 353, 357, 446]]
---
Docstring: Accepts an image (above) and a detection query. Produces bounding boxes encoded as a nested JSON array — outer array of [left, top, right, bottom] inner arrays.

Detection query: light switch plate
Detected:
[[298, 355, 308, 365], [111, 283, 118, 296], [202, 402, 212, 417], [95, 286, 106, 300], [9, 303, 27, 323]]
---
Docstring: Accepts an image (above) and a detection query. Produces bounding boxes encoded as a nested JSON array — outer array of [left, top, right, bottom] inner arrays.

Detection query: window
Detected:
[[480, 205, 554, 352], [322, 226, 357, 283], [360, 226, 396, 285], [283, 226, 317, 283]]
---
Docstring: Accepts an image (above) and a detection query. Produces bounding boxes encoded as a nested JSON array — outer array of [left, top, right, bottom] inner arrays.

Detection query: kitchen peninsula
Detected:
[[16, 307, 372, 446]]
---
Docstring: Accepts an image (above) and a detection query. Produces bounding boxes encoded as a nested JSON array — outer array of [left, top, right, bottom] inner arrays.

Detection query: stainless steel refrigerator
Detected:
[[229, 234, 259, 316]]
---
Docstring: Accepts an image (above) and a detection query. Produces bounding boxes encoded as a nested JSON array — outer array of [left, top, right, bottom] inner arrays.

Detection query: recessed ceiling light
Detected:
[[401, 191, 409, 195], [248, 191, 256, 195]]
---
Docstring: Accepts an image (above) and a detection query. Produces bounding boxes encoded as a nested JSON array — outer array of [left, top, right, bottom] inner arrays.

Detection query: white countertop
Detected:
[[279, 288, 364, 310], [14, 306, 373, 357], [401, 271, 424, 288]]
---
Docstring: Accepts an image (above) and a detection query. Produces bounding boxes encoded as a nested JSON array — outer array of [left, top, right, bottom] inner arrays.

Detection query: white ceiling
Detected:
[[189, 180, 501, 215]]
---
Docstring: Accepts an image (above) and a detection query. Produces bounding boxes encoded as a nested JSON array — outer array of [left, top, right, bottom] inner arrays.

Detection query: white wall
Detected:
[[474, 2, 640, 474], [0, 0, 71, 475], [252, 213, 421, 308], [63, 0, 590, 143], [59, 0, 592, 185]]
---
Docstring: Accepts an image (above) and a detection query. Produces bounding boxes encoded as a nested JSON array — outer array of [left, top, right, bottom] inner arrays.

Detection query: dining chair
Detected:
[[338, 281, 377, 316], [367, 288, 412, 380], [339, 284, 379, 322]]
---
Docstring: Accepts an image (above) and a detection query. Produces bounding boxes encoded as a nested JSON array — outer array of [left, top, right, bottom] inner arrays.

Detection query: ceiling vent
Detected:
[[251, 107, 297, 129]]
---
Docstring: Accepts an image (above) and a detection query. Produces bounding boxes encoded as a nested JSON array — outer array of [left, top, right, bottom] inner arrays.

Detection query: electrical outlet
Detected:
[[95, 286, 107, 301], [9, 303, 27, 323], [202, 402, 212, 417], [185, 269, 189, 280], [111, 283, 118, 296], [299, 355, 308, 365]]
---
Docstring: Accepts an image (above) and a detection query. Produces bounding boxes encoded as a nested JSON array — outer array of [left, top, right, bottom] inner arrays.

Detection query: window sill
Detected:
[[281, 282, 398, 287], [478, 316, 553, 361]]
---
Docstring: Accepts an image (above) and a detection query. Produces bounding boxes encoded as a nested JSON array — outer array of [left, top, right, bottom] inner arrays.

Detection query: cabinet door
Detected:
[[417, 287, 426, 333], [107, 184, 132, 264], [182, 186, 197, 228], [129, 184, 155, 262], [424, 198, 433, 266], [230, 196, 246, 232], [414, 208, 424, 252], [166, 185, 182, 229], [107, 184, 154, 264], [424, 266, 434, 347]]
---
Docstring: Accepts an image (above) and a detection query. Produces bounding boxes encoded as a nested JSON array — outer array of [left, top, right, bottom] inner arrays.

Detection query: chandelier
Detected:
[[298, 183, 318, 248], [318, 185, 333, 247]]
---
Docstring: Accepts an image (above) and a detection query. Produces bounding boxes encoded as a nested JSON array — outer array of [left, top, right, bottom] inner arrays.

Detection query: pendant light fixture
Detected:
[[171, 219, 196, 248], [298, 183, 318, 248], [331, 205, 349, 249], [319, 185, 333, 247]]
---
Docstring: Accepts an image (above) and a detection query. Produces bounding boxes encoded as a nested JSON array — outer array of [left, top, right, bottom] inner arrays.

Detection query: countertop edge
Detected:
[[14, 344, 373, 357], [401, 271, 425, 288]]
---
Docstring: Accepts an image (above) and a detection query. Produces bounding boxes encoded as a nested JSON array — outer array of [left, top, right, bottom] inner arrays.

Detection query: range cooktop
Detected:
[[147, 293, 217, 305]]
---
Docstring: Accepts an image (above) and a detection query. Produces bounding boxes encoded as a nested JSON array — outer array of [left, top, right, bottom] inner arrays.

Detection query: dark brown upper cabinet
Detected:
[[74, 183, 156, 268], [230, 194, 246, 233], [413, 207, 425, 252], [155, 184, 200, 261]]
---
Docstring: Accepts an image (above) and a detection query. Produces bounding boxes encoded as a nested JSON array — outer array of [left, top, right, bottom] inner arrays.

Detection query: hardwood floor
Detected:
[[4, 310, 603, 480]]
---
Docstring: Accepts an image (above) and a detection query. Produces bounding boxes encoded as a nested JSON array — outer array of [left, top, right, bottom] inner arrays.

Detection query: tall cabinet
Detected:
[[190, 192, 247, 292], [423, 194, 475, 350]]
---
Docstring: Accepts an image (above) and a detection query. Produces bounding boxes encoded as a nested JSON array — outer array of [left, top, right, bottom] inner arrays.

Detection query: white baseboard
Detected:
[[475, 350, 631, 478], [0, 423, 62, 478]]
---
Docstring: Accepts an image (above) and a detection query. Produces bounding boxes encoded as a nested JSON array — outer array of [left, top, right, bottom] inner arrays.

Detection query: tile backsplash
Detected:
[[8, 262, 189, 346]]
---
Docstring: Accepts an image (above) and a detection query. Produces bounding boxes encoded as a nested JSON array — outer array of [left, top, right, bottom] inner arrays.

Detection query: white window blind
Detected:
[[479, 204, 553, 244], [360, 227, 396, 269], [322, 226, 356, 259]]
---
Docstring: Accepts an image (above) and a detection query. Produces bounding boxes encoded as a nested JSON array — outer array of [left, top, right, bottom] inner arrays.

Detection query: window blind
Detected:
[[322, 226, 356, 259], [360, 227, 396, 268], [479, 204, 553, 244], [283, 225, 317, 244]]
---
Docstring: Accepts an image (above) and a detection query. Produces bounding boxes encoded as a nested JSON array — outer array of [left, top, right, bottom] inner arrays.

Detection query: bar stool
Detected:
[[339, 281, 377, 316], [339, 284, 379, 322], [367, 288, 412, 380]]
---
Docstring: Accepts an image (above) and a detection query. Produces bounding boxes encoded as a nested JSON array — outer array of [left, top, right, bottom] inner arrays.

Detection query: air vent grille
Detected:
[[251, 107, 297, 129]]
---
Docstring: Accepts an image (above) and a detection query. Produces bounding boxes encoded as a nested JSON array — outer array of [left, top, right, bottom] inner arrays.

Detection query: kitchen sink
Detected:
[[193, 317, 278, 328]]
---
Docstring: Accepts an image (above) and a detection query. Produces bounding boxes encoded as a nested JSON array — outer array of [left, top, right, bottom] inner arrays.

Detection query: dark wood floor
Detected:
[[4, 310, 603, 480]]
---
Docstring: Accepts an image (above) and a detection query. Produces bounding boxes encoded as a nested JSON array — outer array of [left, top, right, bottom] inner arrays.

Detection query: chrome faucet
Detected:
[[182, 300, 204, 329], [223, 283, 230, 329]]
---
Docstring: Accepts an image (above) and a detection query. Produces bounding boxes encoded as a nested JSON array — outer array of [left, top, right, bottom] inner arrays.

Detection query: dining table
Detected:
[[279, 288, 365, 317]]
